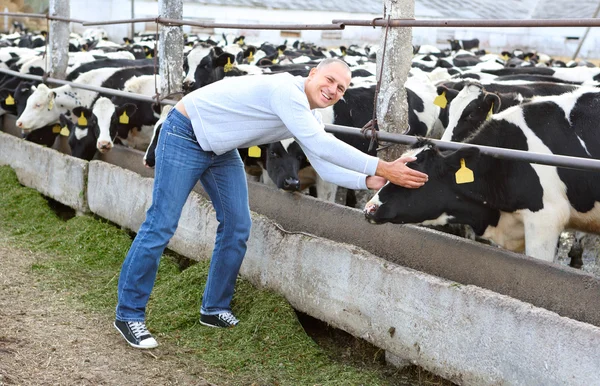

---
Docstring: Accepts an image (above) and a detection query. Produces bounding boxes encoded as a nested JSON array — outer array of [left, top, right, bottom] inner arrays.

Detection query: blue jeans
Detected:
[[115, 108, 252, 321]]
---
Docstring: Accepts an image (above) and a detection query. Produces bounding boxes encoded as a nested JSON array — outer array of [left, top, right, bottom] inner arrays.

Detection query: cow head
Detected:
[[264, 139, 309, 191], [62, 110, 98, 161], [364, 140, 498, 235], [92, 97, 118, 153], [441, 82, 502, 142], [93, 97, 138, 153], [182, 44, 213, 91], [16, 83, 58, 134]]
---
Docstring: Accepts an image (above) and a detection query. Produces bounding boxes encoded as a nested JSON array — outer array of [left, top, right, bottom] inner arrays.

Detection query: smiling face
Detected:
[[304, 60, 351, 110]]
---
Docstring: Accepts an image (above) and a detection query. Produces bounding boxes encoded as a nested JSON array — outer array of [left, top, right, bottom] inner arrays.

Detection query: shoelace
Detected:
[[219, 312, 239, 325], [129, 321, 151, 338]]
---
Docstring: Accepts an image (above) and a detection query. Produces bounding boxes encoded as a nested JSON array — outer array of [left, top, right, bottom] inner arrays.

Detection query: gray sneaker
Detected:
[[114, 320, 158, 349], [200, 311, 239, 328]]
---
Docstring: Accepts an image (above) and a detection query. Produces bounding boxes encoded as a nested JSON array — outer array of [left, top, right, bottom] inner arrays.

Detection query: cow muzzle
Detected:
[[282, 177, 301, 191], [97, 141, 113, 153], [363, 202, 380, 223]]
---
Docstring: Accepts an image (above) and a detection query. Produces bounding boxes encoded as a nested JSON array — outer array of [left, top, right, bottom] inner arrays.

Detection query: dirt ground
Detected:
[[0, 235, 216, 386]]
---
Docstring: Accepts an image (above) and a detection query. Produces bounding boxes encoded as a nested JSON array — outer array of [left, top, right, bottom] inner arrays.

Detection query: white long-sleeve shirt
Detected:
[[181, 72, 380, 190]]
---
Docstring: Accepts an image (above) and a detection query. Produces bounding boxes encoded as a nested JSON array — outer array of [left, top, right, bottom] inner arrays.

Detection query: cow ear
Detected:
[[0, 88, 14, 107], [72, 106, 84, 118], [215, 53, 235, 68], [446, 146, 480, 172], [119, 103, 138, 117], [72, 107, 92, 126], [59, 113, 74, 129], [483, 92, 502, 114], [445, 88, 460, 104]]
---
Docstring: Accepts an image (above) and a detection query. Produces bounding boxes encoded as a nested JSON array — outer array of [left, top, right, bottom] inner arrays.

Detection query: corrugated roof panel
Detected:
[[186, 0, 600, 20]]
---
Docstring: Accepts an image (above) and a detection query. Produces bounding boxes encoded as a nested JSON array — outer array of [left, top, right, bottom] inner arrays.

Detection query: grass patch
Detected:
[[0, 166, 417, 385]]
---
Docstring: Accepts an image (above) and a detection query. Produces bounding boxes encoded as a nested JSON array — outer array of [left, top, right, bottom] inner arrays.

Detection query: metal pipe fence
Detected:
[[4, 11, 600, 30], [332, 18, 600, 28], [2, 66, 600, 173], [0, 12, 599, 173]]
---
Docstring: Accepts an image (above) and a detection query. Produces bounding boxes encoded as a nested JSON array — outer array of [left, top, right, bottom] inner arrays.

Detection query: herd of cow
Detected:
[[1, 27, 599, 269]]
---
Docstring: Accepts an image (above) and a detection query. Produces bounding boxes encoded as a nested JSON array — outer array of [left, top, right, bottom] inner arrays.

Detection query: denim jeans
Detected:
[[116, 108, 252, 322]]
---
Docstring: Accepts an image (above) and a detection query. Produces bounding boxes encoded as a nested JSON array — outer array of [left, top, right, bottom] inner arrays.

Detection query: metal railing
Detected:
[[4, 11, 600, 30], [1, 12, 599, 173], [2, 66, 600, 173]]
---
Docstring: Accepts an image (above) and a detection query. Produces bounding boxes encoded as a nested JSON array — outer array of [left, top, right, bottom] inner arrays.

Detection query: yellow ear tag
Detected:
[[238, 38, 244, 46], [60, 126, 70, 136], [5, 94, 14, 105], [119, 111, 129, 124], [455, 158, 474, 184], [486, 102, 494, 121], [433, 91, 447, 108], [146, 53, 152, 59], [48, 99, 54, 110], [502, 54, 509, 61], [224, 57, 233, 73], [248, 51, 254, 62], [52, 124, 61, 133], [278, 49, 283, 56], [248, 146, 261, 158], [78, 112, 87, 126], [524, 56, 530, 62]]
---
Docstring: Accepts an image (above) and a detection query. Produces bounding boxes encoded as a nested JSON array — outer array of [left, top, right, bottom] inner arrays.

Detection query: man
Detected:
[[114, 58, 428, 349]]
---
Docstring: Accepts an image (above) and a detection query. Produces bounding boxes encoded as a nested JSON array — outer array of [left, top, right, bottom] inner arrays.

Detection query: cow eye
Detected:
[[269, 151, 278, 158], [34, 103, 41, 108]]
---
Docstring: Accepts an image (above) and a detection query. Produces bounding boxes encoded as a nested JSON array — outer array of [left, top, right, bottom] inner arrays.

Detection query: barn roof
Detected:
[[188, 0, 600, 20]]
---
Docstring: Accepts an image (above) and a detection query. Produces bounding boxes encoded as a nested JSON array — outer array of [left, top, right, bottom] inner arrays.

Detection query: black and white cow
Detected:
[[481, 66, 600, 84], [438, 80, 580, 142], [16, 66, 156, 134], [60, 108, 99, 161], [364, 87, 600, 264], [143, 105, 172, 168], [258, 139, 308, 191], [448, 38, 480, 52], [95, 74, 160, 152], [182, 45, 241, 92]]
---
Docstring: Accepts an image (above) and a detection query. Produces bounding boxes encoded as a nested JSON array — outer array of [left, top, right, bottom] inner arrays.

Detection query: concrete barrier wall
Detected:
[[0, 132, 88, 213], [3, 129, 600, 385]]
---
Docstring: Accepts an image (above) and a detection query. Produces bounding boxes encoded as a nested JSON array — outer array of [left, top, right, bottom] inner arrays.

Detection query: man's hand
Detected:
[[375, 156, 428, 189], [366, 176, 387, 190]]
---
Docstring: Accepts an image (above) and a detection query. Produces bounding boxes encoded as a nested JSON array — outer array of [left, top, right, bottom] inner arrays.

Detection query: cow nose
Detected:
[[97, 141, 113, 153], [283, 177, 300, 191], [16, 120, 22, 128], [364, 201, 379, 216], [183, 80, 195, 90]]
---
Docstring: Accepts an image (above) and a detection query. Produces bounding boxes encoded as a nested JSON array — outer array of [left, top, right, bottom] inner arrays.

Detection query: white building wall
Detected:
[[69, 0, 600, 59]]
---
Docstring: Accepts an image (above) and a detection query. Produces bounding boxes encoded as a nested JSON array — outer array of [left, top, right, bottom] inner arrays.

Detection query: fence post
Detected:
[[48, 0, 70, 80], [377, 0, 414, 161], [158, 0, 183, 100]]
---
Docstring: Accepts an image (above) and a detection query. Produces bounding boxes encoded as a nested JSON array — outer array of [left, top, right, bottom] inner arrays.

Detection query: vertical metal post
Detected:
[[158, 0, 183, 100], [572, 0, 600, 60], [130, 0, 134, 39], [48, 0, 70, 80], [377, 0, 414, 161]]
